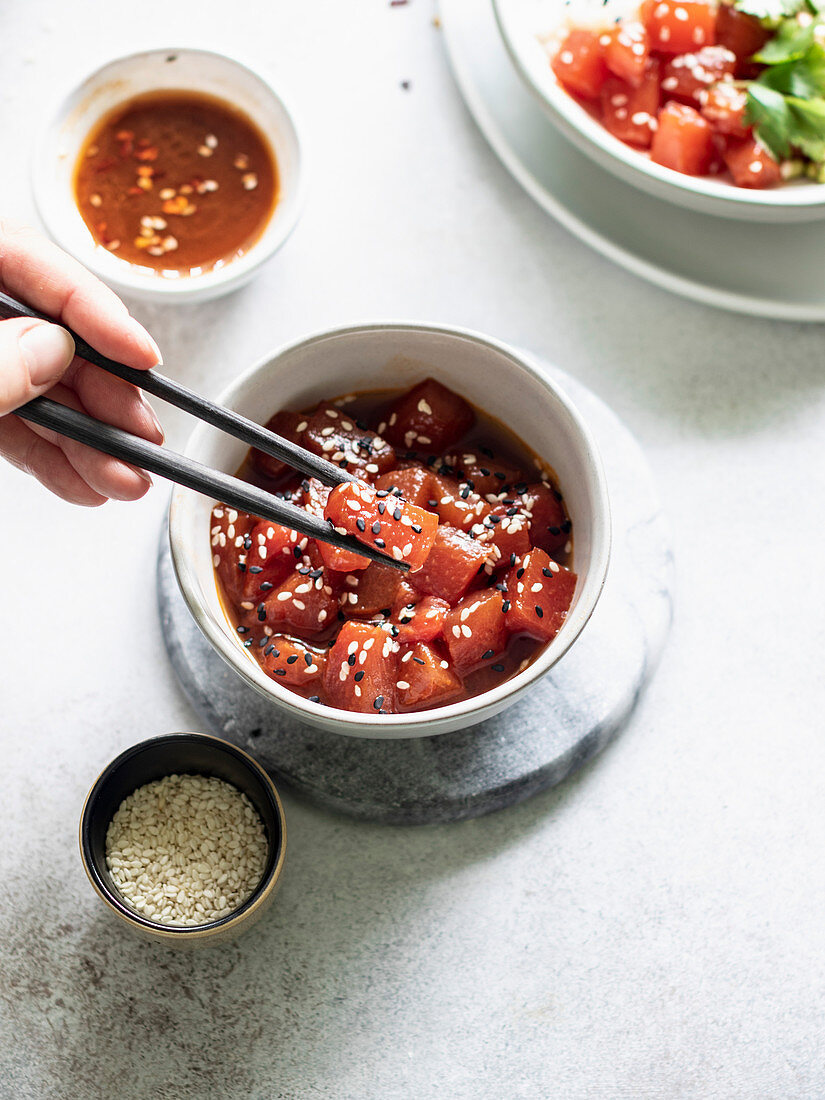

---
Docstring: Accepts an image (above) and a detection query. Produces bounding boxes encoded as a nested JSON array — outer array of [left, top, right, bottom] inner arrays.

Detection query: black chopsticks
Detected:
[[1, 290, 409, 573], [0, 290, 356, 490]]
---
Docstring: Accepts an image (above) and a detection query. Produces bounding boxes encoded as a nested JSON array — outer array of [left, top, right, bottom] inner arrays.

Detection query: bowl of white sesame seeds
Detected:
[[168, 321, 611, 738], [33, 47, 304, 303], [79, 733, 286, 944]]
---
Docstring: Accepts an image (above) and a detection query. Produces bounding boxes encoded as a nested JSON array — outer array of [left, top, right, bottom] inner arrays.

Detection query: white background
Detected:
[[1, 1, 824, 1097]]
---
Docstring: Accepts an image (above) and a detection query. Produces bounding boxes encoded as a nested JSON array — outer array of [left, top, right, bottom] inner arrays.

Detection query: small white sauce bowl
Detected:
[[168, 322, 612, 740], [32, 47, 304, 304], [494, 0, 825, 222]]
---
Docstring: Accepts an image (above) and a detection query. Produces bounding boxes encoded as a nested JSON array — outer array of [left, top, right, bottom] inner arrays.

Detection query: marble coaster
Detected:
[[157, 366, 674, 825]]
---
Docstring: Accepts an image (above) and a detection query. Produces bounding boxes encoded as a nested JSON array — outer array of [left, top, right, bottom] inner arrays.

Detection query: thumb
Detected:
[[0, 318, 76, 416]]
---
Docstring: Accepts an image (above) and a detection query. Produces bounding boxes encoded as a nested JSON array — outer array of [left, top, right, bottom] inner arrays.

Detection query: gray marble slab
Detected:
[[157, 365, 674, 824]]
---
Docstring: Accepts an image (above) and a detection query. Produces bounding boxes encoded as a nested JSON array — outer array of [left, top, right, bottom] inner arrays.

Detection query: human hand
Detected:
[[0, 219, 164, 505]]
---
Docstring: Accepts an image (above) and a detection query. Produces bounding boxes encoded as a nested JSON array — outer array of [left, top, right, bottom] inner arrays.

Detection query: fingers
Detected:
[[0, 219, 161, 369], [65, 357, 164, 445], [8, 382, 153, 501], [0, 414, 108, 506], [0, 317, 76, 416]]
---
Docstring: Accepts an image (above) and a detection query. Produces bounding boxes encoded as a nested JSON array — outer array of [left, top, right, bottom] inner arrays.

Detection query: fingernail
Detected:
[[136, 468, 154, 486], [131, 318, 163, 367], [140, 393, 165, 442], [20, 324, 76, 387]]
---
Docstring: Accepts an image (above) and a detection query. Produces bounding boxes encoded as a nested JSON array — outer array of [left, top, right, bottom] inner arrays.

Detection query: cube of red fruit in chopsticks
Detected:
[[261, 635, 326, 686], [324, 480, 439, 570], [443, 589, 509, 672], [381, 378, 475, 452], [397, 642, 464, 710], [504, 549, 577, 644], [323, 622, 399, 713], [301, 478, 371, 572], [409, 526, 489, 604]]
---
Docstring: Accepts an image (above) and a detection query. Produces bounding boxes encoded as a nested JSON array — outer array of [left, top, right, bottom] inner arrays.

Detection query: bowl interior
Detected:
[[80, 733, 285, 933], [33, 47, 302, 298], [169, 323, 611, 738], [493, 0, 825, 220]]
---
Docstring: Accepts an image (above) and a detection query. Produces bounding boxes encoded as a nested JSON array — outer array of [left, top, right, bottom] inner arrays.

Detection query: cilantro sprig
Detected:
[[733, 0, 825, 163]]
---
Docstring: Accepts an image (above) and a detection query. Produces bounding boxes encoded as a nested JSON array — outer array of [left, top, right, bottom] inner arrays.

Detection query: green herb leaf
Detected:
[[756, 41, 825, 95], [786, 94, 825, 157], [733, 0, 807, 21], [746, 84, 794, 158], [753, 17, 816, 62]]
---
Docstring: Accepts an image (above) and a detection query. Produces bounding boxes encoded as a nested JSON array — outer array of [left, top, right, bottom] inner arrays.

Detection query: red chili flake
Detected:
[[127, 186, 143, 196]]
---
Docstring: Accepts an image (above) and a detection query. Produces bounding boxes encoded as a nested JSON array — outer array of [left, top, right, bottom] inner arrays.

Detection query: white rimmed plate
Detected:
[[440, 0, 825, 320]]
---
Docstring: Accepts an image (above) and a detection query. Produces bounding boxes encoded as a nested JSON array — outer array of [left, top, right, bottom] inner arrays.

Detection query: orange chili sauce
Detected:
[[73, 91, 278, 276]]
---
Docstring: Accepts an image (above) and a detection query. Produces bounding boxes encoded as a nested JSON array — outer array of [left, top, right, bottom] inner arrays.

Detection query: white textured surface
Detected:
[[1, 2, 824, 1098]]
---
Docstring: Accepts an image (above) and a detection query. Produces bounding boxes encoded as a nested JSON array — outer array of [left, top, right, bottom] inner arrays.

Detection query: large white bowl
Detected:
[[32, 47, 304, 304], [494, 0, 825, 222], [169, 322, 611, 739]]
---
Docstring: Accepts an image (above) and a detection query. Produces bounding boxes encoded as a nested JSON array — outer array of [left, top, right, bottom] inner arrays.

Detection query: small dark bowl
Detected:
[[79, 732, 286, 944]]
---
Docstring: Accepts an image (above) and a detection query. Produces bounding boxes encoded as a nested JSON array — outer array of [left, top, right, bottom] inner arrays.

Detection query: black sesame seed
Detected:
[[237, 626, 249, 634], [510, 553, 517, 566], [548, 526, 561, 536], [480, 468, 491, 477], [412, 524, 422, 533], [482, 649, 495, 660], [376, 489, 389, 497], [238, 563, 247, 573], [261, 582, 274, 591], [356, 517, 366, 532], [258, 636, 268, 647], [249, 565, 263, 574], [309, 695, 320, 703], [535, 606, 544, 618], [481, 446, 494, 458], [337, 610, 346, 621], [354, 670, 365, 682], [542, 567, 553, 578], [428, 499, 438, 507], [494, 471, 506, 480], [393, 508, 402, 521], [304, 652, 313, 665], [301, 479, 310, 492], [374, 538, 385, 548], [347, 654, 356, 666], [257, 606, 267, 622], [287, 654, 298, 664], [561, 520, 572, 533], [373, 696, 384, 710], [243, 639, 253, 648], [264, 645, 276, 656], [517, 567, 525, 578], [372, 521, 382, 534], [515, 483, 528, 495], [273, 668, 286, 675], [412, 656, 425, 665], [378, 501, 386, 514], [488, 514, 501, 525], [502, 600, 511, 613], [293, 546, 303, 559], [492, 663, 505, 672]]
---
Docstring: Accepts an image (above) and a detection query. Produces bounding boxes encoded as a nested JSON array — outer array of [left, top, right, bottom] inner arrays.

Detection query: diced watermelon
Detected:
[[603, 20, 650, 87], [442, 589, 508, 671], [323, 622, 399, 713], [699, 81, 750, 138], [396, 643, 464, 710], [241, 518, 302, 599], [301, 478, 371, 572], [374, 464, 434, 508], [660, 46, 736, 106], [715, 4, 770, 74], [303, 403, 395, 479], [409, 526, 489, 603], [260, 549, 339, 637], [552, 29, 609, 101], [641, 0, 716, 54], [651, 101, 714, 176], [343, 563, 404, 618], [476, 507, 533, 572], [261, 635, 326, 685], [601, 60, 660, 148], [504, 550, 577, 643], [211, 504, 255, 602], [250, 409, 305, 482], [395, 595, 451, 645], [429, 473, 491, 531], [520, 482, 570, 554], [381, 378, 475, 452], [723, 137, 782, 188], [324, 480, 439, 570], [450, 451, 524, 498]]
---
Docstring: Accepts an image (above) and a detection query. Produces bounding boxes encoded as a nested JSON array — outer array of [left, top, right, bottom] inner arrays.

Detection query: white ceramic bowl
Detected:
[[494, 0, 825, 222], [169, 322, 611, 739], [32, 47, 304, 303]]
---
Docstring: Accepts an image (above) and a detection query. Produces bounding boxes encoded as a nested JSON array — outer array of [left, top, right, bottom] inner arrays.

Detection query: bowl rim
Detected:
[[78, 731, 287, 938], [168, 320, 612, 736], [492, 0, 825, 214], [31, 44, 306, 299]]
